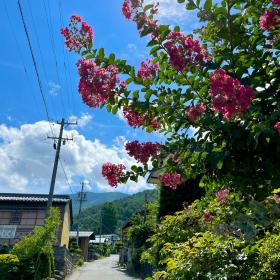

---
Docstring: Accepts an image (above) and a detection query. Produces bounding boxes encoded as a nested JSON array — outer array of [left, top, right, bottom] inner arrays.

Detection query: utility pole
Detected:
[[76, 181, 87, 245], [47, 118, 77, 210], [99, 208, 102, 245], [144, 191, 148, 222]]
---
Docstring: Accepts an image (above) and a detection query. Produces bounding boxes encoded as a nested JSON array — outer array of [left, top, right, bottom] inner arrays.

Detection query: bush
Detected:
[[34, 247, 55, 280], [0, 254, 19, 280], [0, 244, 9, 254]]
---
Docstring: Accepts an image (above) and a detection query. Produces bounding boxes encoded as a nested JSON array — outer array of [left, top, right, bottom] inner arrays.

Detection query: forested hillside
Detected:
[[70, 191, 128, 214], [73, 189, 157, 232]]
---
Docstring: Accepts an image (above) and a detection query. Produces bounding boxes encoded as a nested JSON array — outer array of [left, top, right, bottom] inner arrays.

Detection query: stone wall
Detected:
[[53, 245, 75, 277]]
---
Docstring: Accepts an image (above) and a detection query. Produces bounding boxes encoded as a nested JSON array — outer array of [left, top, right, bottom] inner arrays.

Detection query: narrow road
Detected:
[[67, 254, 140, 280]]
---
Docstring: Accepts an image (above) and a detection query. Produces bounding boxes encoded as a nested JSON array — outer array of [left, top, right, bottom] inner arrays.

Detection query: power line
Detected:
[[3, 0, 44, 122], [59, 158, 74, 194], [42, 0, 67, 117], [58, 0, 77, 115], [18, 0, 75, 196], [26, 0, 59, 120], [17, 0, 53, 130]]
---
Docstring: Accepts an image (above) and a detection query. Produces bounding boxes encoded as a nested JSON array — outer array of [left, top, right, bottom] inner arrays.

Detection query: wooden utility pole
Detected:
[[144, 191, 148, 222], [99, 208, 102, 245], [47, 118, 77, 210], [76, 181, 87, 244]]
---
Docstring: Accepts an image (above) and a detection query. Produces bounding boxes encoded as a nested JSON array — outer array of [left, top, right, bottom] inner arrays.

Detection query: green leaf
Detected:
[[97, 48, 105, 59], [133, 90, 139, 99], [177, 0, 185, 3], [145, 91, 152, 101], [217, 160, 223, 170], [204, 0, 212, 10], [144, 4, 153, 12], [131, 165, 139, 173], [106, 104, 111, 112], [108, 53, 115, 64], [111, 105, 118, 115], [186, 0, 196, 10]]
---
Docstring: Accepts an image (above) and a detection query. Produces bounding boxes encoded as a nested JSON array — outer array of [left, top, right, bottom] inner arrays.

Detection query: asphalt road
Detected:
[[67, 254, 140, 280]]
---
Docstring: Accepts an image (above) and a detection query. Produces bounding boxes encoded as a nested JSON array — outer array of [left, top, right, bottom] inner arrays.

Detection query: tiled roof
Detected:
[[70, 231, 95, 239], [0, 193, 71, 203]]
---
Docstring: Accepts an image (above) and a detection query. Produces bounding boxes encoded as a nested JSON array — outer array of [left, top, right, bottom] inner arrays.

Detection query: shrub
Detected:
[[0, 254, 19, 280], [34, 246, 55, 280]]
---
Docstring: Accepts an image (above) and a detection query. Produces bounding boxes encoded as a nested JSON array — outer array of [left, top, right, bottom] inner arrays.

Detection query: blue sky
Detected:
[[0, 0, 198, 195]]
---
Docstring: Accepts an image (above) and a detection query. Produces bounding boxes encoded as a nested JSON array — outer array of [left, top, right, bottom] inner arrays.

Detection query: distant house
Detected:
[[0, 193, 73, 247], [69, 231, 95, 260], [92, 234, 120, 246]]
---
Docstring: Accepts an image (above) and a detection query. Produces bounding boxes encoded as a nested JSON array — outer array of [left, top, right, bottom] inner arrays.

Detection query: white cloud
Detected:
[[0, 121, 153, 194], [145, 0, 197, 25], [48, 81, 61, 96], [69, 113, 93, 128]]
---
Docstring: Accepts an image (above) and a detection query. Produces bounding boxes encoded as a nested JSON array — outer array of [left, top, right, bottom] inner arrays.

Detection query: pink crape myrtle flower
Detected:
[[122, 0, 132, 20], [102, 163, 126, 187], [204, 211, 213, 222], [273, 0, 280, 6], [186, 104, 207, 122], [123, 108, 161, 130], [274, 122, 280, 135], [121, 1, 159, 38], [260, 10, 280, 31], [215, 188, 230, 204], [125, 141, 161, 165], [159, 172, 182, 189], [210, 69, 255, 121], [163, 32, 211, 72], [77, 58, 119, 108], [137, 58, 159, 79], [61, 15, 93, 53]]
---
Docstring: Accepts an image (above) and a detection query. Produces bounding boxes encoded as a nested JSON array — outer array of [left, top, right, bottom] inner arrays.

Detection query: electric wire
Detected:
[[26, 0, 59, 120], [58, 0, 77, 115], [18, 0, 74, 194], [3, 0, 44, 122], [42, 0, 67, 118], [59, 158, 74, 194], [58, 0, 72, 113], [18, 0, 54, 135]]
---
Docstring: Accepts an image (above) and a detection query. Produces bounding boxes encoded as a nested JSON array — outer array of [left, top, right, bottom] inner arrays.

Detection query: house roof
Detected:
[[70, 231, 95, 240], [0, 193, 71, 203], [147, 169, 162, 184], [0, 193, 73, 225], [90, 238, 107, 244]]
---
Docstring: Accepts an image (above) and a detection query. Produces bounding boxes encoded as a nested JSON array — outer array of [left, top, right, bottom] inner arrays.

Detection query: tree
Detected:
[[101, 202, 119, 234], [61, 1, 280, 278], [12, 208, 61, 279], [61, 0, 280, 199]]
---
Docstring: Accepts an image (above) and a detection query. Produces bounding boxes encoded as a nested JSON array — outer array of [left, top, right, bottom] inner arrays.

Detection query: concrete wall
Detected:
[[60, 203, 70, 248]]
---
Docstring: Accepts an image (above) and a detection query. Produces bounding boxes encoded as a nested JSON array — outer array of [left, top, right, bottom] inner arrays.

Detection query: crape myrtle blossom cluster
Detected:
[[260, 0, 280, 32], [210, 69, 255, 121], [272, 0, 280, 6], [186, 104, 207, 122], [204, 210, 213, 222], [137, 58, 159, 79], [215, 188, 230, 205], [77, 58, 121, 108], [163, 32, 211, 72], [274, 121, 280, 135], [164, 31, 211, 71], [60, 15, 93, 53], [125, 141, 161, 165], [159, 172, 183, 189], [123, 108, 161, 130], [122, 0, 159, 38], [102, 163, 126, 187]]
